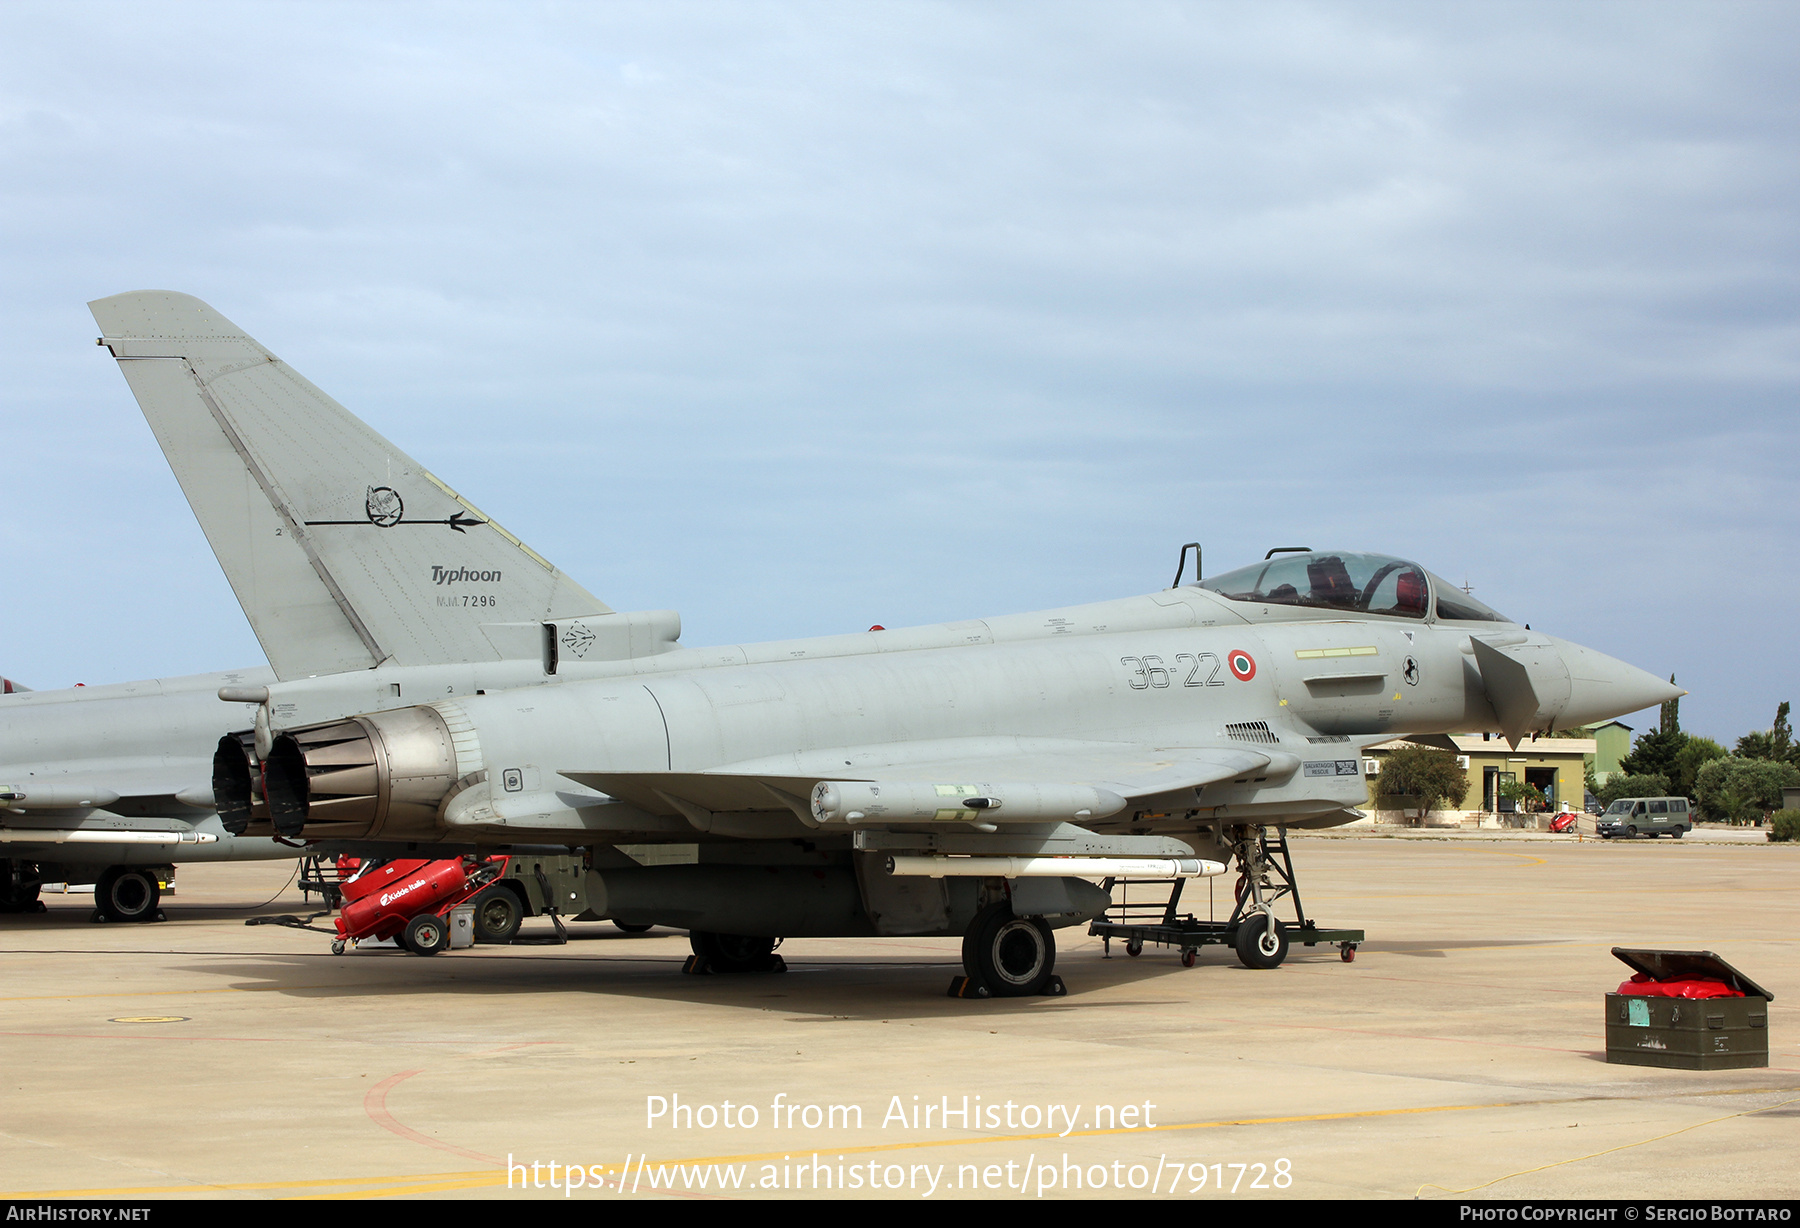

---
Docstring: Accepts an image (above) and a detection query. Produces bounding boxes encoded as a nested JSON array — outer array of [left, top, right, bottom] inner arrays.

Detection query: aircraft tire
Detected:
[[95, 867, 160, 923], [962, 904, 1055, 997], [470, 886, 523, 944], [404, 913, 449, 955], [0, 861, 41, 914], [689, 931, 777, 973], [1233, 914, 1289, 970]]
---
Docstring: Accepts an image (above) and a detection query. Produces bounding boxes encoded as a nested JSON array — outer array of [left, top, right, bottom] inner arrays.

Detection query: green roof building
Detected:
[[1580, 720, 1633, 784]]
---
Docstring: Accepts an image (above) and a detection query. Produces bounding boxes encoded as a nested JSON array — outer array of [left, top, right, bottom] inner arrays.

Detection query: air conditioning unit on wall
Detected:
[[1363, 758, 1380, 777], [1457, 755, 1470, 769]]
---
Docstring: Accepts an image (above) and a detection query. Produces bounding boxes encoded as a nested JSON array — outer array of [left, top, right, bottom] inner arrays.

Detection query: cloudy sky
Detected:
[[2, 1, 1794, 744]]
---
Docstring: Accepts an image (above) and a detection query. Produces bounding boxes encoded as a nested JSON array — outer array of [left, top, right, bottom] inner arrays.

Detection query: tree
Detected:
[[1735, 701, 1797, 765], [1374, 745, 1470, 821], [1618, 726, 1687, 783], [1669, 735, 1727, 797], [1597, 772, 1672, 809], [1496, 777, 1546, 812], [1693, 757, 1800, 825]]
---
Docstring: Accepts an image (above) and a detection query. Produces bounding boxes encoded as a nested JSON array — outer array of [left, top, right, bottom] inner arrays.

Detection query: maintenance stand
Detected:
[[1088, 828, 1362, 969]]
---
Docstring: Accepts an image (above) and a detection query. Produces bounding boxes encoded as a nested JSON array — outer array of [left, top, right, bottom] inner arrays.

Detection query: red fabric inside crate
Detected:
[[1616, 973, 1745, 999]]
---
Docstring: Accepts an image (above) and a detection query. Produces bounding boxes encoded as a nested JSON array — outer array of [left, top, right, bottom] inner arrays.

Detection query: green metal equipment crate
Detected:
[[1605, 948, 1772, 1071]]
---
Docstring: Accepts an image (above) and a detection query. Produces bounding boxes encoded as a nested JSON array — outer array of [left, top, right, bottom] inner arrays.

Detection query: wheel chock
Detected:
[[682, 954, 713, 975], [1039, 975, 1066, 996], [946, 975, 991, 998]]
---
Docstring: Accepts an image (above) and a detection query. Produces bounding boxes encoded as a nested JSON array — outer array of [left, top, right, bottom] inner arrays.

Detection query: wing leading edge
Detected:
[[561, 739, 1278, 823]]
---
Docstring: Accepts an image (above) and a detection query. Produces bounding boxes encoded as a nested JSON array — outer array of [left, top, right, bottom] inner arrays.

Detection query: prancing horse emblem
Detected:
[[1403, 656, 1419, 686]]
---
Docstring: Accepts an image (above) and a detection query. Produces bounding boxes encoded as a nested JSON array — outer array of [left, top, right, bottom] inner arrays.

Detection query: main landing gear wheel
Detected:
[[689, 931, 779, 973], [404, 913, 449, 955], [0, 864, 42, 914], [1233, 913, 1289, 970], [469, 886, 523, 944], [94, 867, 160, 922], [613, 921, 653, 934], [962, 904, 1056, 997]]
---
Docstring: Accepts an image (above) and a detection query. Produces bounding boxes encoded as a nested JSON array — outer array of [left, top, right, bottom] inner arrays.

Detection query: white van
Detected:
[[1596, 797, 1692, 839]]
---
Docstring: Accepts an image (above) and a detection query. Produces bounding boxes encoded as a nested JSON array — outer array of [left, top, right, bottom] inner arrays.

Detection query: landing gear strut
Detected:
[[1229, 827, 1289, 970]]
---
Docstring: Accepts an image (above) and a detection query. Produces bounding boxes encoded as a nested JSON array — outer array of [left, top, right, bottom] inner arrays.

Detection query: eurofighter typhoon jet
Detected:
[[16, 291, 1680, 994]]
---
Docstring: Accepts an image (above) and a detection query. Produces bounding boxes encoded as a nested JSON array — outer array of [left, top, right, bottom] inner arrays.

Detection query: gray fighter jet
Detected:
[[0, 666, 295, 919], [32, 292, 1681, 993]]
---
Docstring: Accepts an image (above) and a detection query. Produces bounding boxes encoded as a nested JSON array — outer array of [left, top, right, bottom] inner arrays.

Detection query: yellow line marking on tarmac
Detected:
[[1481, 849, 1546, 868], [15, 1087, 1800, 1200], [302, 1177, 507, 1200]]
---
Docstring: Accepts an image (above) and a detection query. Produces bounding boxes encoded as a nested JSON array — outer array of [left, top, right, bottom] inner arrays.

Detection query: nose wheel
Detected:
[[1233, 912, 1289, 969]]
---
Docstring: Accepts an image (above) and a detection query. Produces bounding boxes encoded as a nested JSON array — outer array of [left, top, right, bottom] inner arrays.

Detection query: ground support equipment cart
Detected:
[[1087, 828, 1362, 969]]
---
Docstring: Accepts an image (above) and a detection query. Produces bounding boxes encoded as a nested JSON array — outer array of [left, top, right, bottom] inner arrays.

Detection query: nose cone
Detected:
[[1549, 637, 1685, 728]]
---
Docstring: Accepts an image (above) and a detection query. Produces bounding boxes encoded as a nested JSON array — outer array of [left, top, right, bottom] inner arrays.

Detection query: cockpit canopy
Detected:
[[1196, 551, 1511, 623]]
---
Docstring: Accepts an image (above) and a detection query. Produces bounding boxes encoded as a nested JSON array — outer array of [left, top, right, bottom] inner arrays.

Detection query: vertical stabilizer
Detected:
[[90, 291, 613, 680]]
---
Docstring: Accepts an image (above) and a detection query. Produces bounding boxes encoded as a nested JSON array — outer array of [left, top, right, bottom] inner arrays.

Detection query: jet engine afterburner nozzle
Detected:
[[212, 706, 464, 842], [211, 734, 254, 835], [263, 732, 310, 837]]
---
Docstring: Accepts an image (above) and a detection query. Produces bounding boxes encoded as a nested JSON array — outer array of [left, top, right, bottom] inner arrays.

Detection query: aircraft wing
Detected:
[[562, 737, 1277, 820]]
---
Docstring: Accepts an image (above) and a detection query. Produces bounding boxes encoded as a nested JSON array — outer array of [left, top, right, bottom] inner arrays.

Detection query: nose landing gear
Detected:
[[1089, 826, 1364, 969]]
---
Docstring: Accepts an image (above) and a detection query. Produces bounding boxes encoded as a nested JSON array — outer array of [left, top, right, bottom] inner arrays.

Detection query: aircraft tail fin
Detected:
[[90, 291, 620, 680]]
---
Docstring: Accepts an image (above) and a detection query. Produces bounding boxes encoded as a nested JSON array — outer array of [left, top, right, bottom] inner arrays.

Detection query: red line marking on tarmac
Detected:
[[353, 1075, 706, 1200], [364, 1070, 499, 1165]]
